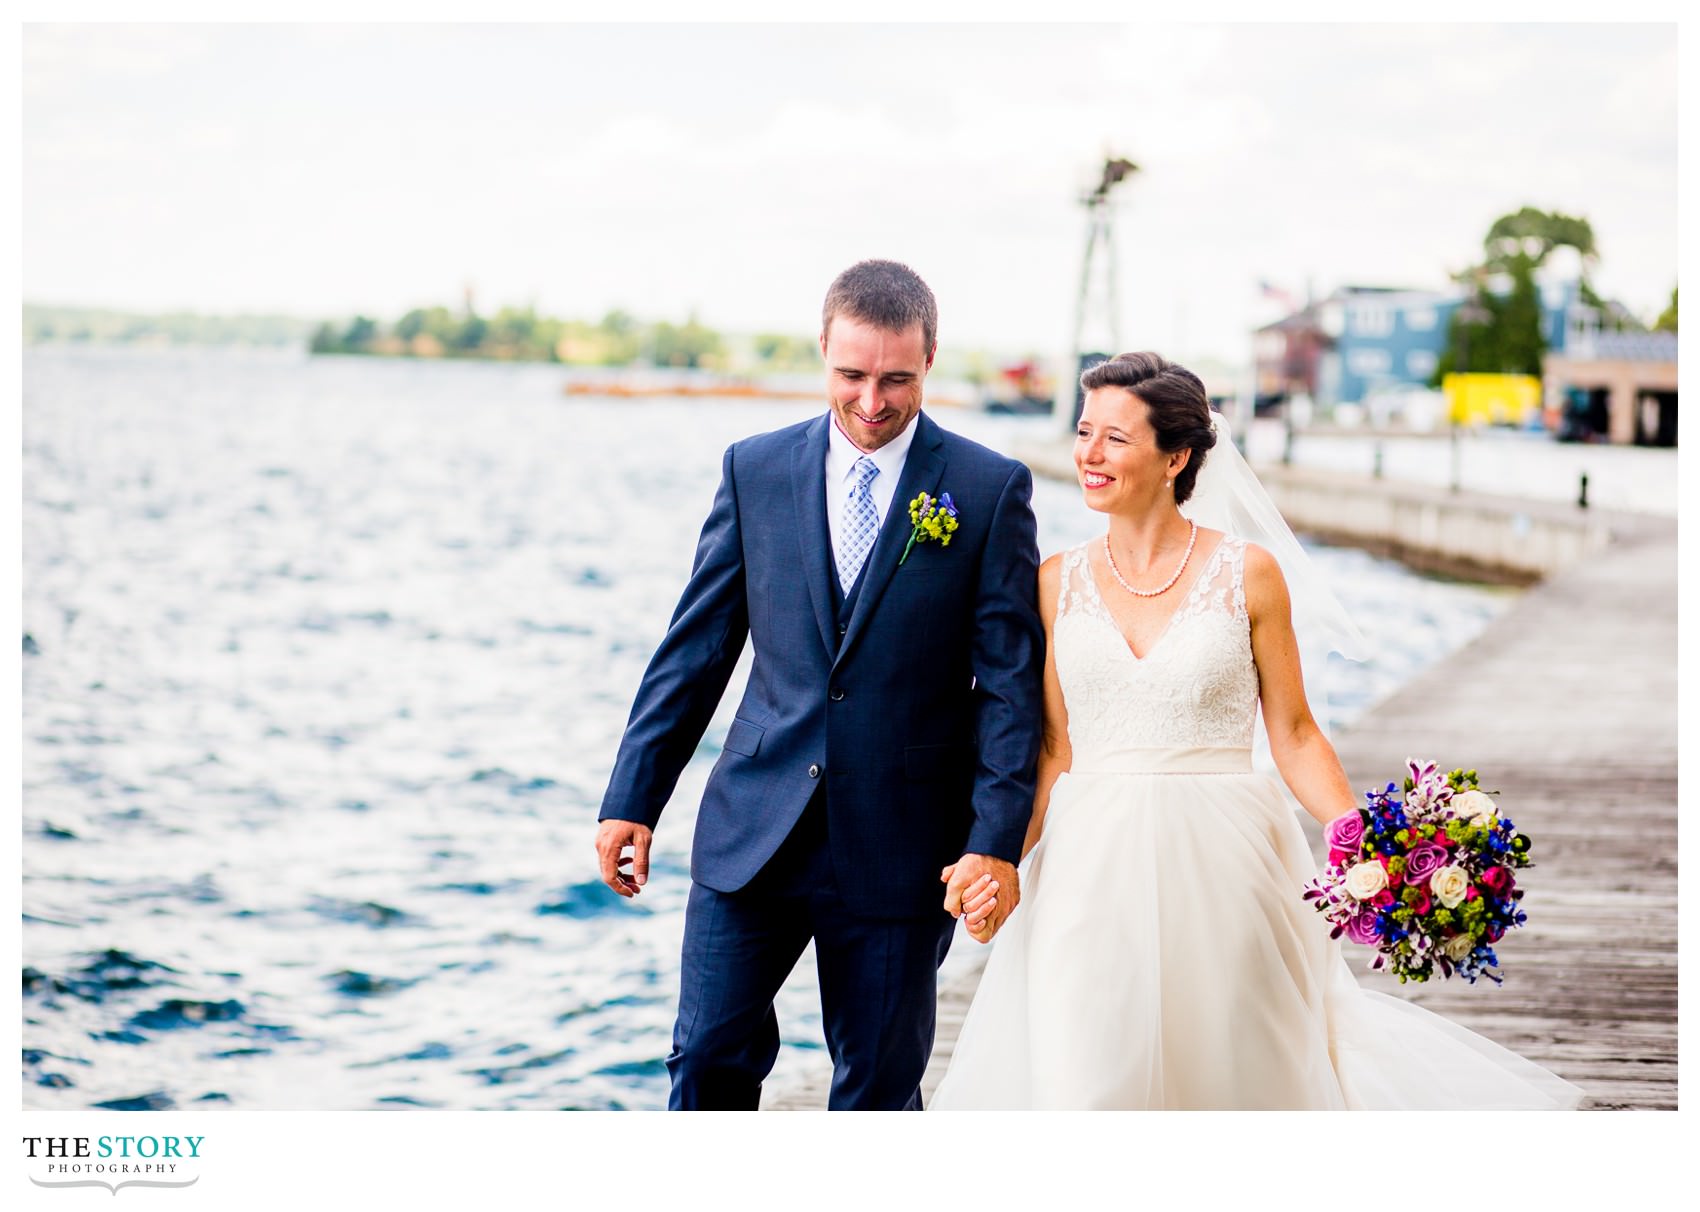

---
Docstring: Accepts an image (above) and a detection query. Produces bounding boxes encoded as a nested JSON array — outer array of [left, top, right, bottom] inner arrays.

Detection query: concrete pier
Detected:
[[763, 475, 1676, 1111], [1018, 438, 1653, 583]]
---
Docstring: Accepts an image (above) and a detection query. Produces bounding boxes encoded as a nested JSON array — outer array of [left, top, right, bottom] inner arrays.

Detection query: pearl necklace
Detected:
[[1103, 520, 1198, 597]]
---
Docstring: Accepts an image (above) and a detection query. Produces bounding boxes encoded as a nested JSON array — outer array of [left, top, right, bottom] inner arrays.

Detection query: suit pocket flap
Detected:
[[723, 718, 764, 758], [905, 743, 972, 780]]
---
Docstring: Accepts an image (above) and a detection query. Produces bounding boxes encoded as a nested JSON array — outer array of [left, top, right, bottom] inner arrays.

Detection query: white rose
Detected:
[[1430, 864, 1471, 909], [1453, 789, 1496, 826], [1344, 861, 1389, 900], [1441, 933, 1475, 962]]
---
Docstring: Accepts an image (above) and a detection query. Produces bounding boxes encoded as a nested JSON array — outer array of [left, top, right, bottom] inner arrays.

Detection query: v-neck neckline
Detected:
[[1084, 533, 1228, 662]]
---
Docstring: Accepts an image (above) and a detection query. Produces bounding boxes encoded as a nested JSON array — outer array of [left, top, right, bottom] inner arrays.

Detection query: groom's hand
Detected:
[[596, 820, 653, 897], [943, 854, 1019, 943]]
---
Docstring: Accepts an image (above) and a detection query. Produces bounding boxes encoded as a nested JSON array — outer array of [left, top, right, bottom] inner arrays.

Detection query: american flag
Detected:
[[1258, 279, 1298, 310]]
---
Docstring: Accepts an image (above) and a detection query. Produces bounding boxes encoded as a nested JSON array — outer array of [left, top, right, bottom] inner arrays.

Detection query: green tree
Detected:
[[450, 313, 488, 352], [342, 316, 378, 350], [309, 321, 343, 354], [1483, 206, 1596, 271], [1655, 287, 1677, 333], [419, 307, 459, 345], [1438, 207, 1596, 381], [1494, 253, 1547, 375], [648, 312, 723, 368], [596, 309, 643, 364], [753, 332, 819, 368], [395, 309, 428, 341]]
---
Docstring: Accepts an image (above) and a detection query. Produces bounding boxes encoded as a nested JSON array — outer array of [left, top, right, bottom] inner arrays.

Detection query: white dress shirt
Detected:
[[824, 410, 920, 582]]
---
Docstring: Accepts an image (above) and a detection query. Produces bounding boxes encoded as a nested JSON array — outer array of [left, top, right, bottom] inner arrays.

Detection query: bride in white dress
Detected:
[[931, 352, 1582, 1111]]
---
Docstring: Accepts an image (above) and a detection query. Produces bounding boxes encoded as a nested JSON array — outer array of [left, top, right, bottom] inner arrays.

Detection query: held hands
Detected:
[[941, 853, 1020, 943], [596, 819, 654, 897]]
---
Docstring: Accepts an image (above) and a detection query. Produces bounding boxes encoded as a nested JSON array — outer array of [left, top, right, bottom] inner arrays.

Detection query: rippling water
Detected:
[[21, 345, 1516, 1109]]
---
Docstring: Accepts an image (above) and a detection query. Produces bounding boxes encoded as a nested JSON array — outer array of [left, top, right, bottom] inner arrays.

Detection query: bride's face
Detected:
[[1074, 387, 1188, 515]]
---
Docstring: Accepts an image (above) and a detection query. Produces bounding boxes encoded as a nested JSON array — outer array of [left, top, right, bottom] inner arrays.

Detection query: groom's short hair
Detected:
[[821, 260, 938, 355]]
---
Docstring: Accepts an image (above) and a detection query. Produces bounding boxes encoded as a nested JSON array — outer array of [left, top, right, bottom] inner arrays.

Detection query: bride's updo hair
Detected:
[[1079, 352, 1217, 504]]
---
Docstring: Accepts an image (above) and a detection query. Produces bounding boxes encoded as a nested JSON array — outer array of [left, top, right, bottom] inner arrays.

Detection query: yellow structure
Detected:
[[1442, 373, 1542, 427]]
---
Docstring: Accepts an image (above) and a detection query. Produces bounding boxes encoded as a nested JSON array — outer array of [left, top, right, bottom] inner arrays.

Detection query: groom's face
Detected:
[[819, 315, 934, 453]]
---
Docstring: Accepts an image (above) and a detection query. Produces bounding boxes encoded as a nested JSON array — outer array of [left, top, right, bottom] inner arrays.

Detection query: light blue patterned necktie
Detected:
[[837, 456, 880, 594]]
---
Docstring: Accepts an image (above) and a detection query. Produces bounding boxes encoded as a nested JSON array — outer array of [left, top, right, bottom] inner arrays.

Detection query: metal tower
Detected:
[[1055, 155, 1140, 430]]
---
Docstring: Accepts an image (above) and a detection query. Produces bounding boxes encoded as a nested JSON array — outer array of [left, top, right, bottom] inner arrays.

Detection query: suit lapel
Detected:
[[834, 412, 947, 672], [791, 415, 839, 657]]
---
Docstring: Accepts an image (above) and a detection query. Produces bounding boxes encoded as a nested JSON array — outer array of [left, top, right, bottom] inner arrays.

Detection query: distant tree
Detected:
[[395, 309, 428, 341], [595, 309, 643, 364], [649, 312, 723, 368], [1483, 206, 1597, 272], [309, 322, 343, 354], [649, 321, 681, 366], [303, 300, 731, 366], [754, 332, 819, 368], [1432, 261, 1545, 381], [419, 307, 459, 345], [1494, 254, 1547, 375], [490, 306, 536, 343], [1438, 207, 1596, 381], [450, 314, 488, 352], [342, 316, 378, 349], [1655, 287, 1677, 333]]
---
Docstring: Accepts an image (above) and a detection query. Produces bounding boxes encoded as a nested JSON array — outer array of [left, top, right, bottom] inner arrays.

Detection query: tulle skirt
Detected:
[[930, 755, 1584, 1110]]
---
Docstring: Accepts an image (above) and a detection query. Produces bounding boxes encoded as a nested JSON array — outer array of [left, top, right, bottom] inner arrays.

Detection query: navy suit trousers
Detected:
[[666, 791, 957, 1110]]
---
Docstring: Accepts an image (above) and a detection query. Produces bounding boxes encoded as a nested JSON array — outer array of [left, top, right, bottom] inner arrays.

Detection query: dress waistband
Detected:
[[1069, 747, 1254, 775]]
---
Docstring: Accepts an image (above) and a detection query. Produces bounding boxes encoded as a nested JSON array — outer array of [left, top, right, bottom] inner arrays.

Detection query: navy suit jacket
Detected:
[[598, 410, 1044, 918]]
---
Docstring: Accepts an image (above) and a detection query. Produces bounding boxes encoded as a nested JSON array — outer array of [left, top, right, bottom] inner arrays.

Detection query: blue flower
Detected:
[[939, 492, 957, 517]]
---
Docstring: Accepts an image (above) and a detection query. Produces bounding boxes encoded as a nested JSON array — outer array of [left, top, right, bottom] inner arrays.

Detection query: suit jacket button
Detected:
[[829, 688, 845, 702], [838, 624, 847, 635], [808, 764, 821, 779]]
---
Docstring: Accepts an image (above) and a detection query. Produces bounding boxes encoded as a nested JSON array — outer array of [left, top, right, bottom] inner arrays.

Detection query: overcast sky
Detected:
[[22, 21, 1677, 364]]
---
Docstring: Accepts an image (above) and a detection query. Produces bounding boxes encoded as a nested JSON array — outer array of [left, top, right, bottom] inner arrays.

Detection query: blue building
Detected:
[[1257, 275, 1591, 414]]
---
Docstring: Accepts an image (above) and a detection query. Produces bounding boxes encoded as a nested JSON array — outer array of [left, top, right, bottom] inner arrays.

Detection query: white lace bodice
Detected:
[[1054, 535, 1258, 762]]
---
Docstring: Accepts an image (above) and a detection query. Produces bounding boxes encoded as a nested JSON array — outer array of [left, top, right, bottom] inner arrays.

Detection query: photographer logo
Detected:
[[22, 1135, 203, 1195]]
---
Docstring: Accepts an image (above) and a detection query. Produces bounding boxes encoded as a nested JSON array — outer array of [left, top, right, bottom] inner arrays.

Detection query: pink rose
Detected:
[[1480, 866, 1514, 896], [1324, 811, 1367, 854], [1465, 884, 1478, 901], [1329, 848, 1351, 868], [1400, 843, 1441, 877], [1402, 842, 1448, 884], [1344, 911, 1382, 946], [1409, 888, 1433, 915], [1372, 889, 1395, 908]]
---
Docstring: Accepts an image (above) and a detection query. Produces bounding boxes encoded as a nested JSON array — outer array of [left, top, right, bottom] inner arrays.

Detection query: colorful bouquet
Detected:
[[1302, 759, 1533, 984]]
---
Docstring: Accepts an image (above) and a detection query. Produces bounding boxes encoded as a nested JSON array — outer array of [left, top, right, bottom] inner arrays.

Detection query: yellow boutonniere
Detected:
[[900, 491, 960, 565]]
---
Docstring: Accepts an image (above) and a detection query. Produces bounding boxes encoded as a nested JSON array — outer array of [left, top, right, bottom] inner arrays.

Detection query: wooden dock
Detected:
[[765, 506, 1677, 1111]]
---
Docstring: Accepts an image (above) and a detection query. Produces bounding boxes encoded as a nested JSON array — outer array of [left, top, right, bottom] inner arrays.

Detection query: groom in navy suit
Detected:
[[596, 260, 1043, 1110]]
